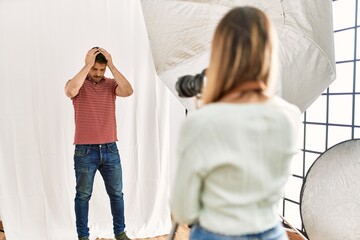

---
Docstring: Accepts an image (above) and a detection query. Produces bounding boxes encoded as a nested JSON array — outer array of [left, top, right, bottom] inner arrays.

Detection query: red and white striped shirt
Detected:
[[72, 77, 118, 144]]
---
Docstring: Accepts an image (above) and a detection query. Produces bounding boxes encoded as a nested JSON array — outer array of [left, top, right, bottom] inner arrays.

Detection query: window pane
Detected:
[[305, 124, 326, 152], [278, 199, 284, 216], [330, 62, 354, 93], [357, 62, 360, 93], [283, 201, 302, 230], [305, 95, 327, 123], [358, 0, 360, 26], [356, 28, 360, 59], [328, 126, 352, 148], [355, 95, 360, 126], [285, 177, 303, 203], [290, 152, 304, 176], [334, 30, 354, 62], [304, 152, 320, 174], [355, 127, 360, 138], [298, 114, 305, 146], [333, 0, 355, 30], [328, 95, 353, 125]]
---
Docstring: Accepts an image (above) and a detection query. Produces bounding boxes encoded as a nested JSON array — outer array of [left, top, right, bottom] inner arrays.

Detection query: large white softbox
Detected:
[[141, 0, 336, 112]]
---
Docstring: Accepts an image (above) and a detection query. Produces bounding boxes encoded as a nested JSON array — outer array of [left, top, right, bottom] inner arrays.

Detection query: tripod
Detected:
[[167, 222, 179, 240]]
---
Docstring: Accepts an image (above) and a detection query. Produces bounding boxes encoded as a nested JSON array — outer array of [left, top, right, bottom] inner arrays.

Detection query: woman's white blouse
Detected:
[[170, 96, 301, 235]]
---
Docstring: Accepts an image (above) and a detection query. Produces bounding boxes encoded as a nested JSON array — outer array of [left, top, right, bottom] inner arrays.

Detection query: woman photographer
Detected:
[[170, 6, 300, 240]]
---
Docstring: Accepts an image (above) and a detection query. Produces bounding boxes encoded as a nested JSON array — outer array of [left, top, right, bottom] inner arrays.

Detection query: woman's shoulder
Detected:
[[178, 105, 222, 143], [268, 97, 302, 132], [183, 104, 226, 125], [270, 96, 301, 116], [181, 107, 211, 130]]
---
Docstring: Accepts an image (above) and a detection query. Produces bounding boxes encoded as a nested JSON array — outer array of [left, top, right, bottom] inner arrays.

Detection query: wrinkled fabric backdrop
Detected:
[[0, 0, 186, 239]]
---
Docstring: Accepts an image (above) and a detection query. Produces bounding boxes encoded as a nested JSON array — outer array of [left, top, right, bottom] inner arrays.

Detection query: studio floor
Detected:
[[0, 222, 303, 240]]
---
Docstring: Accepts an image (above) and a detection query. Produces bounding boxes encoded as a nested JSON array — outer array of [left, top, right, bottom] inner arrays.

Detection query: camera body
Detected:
[[175, 69, 206, 98]]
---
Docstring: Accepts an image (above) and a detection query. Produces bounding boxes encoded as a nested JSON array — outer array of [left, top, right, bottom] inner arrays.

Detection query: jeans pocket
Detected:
[[74, 145, 90, 157], [109, 143, 119, 153]]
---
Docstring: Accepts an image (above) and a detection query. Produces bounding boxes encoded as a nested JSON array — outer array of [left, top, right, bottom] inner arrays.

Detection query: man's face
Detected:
[[88, 62, 107, 82]]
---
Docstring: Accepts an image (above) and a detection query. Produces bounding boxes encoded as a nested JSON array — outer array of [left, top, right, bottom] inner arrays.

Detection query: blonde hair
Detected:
[[202, 6, 278, 104]]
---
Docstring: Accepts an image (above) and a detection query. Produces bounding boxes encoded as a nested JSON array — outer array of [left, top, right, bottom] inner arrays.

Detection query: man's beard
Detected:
[[91, 75, 102, 82]]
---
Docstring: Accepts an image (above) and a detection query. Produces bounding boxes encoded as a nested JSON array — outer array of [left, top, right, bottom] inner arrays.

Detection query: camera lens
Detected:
[[175, 70, 206, 98]]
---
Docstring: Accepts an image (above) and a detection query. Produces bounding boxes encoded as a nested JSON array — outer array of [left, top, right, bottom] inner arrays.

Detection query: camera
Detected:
[[175, 69, 206, 98]]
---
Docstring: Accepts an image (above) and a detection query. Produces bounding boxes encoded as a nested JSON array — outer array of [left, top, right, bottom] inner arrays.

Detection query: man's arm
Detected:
[[99, 48, 133, 97], [65, 48, 100, 98]]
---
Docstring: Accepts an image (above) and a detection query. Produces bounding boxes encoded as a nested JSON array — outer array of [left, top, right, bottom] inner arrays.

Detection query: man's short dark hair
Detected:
[[95, 53, 108, 64], [92, 47, 108, 64]]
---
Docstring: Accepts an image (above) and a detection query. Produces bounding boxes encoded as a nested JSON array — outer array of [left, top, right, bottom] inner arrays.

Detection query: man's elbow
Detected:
[[117, 87, 133, 97], [65, 88, 78, 98], [127, 88, 134, 97]]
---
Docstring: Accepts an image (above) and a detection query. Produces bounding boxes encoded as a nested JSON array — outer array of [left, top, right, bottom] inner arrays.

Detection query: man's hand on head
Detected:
[[85, 48, 100, 67], [99, 48, 114, 68]]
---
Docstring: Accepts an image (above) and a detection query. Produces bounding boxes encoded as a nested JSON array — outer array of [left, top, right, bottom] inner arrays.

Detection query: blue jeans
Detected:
[[74, 142, 125, 238], [190, 223, 288, 240]]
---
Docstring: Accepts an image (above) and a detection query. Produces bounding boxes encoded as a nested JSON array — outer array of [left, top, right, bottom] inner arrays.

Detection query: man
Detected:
[[65, 47, 133, 240]]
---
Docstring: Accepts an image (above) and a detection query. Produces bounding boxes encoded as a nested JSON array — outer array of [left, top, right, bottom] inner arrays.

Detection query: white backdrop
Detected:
[[0, 0, 175, 239]]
